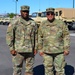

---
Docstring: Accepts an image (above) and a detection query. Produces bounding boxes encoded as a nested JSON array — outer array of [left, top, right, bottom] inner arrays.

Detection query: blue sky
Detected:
[[0, 0, 74, 15]]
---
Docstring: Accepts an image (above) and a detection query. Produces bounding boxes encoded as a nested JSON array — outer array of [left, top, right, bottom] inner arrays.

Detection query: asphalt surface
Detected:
[[0, 25, 75, 75]]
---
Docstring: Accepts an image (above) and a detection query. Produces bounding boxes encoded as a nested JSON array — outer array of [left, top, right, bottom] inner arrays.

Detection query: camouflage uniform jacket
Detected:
[[37, 19, 70, 53], [6, 17, 37, 52]]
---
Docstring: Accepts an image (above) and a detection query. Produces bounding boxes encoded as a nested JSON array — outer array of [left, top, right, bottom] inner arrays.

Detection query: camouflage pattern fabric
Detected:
[[38, 19, 70, 53], [12, 53, 34, 75], [37, 19, 70, 75], [6, 17, 37, 75], [42, 53, 65, 75], [6, 17, 37, 52]]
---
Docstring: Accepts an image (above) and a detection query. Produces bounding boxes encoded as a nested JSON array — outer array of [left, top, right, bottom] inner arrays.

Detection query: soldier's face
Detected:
[[46, 12, 55, 21], [21, 10, 29, 19]]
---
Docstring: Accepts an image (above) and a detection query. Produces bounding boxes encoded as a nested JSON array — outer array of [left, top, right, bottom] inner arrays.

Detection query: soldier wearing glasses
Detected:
[[37, 8, 70, 75], [6, 5, 37, 75]]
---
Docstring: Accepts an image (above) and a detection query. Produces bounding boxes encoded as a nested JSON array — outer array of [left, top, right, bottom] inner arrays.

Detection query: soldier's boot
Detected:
[[25, 72, 33, 75]]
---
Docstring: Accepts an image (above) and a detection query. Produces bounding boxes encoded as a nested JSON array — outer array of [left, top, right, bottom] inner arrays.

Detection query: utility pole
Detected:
[[73, 0, 74, 8], [15, 0, 18, 15], [39, 0, 40, 11]]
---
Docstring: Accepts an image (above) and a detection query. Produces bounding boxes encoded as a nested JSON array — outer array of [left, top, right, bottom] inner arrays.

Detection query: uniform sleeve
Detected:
[[34, 23, 38, 50], [30, 21, 38, 51], [62, 22, 70, 51], [37, 22, 44, 52], [6, 22, 15, 51]]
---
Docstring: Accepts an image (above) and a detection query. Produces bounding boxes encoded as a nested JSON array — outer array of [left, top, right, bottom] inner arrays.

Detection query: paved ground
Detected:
[[0, 25, 75, 75]]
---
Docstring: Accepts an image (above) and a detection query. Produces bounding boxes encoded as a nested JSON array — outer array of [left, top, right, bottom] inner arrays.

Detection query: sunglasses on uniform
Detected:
[[47, 12, 54, 15]]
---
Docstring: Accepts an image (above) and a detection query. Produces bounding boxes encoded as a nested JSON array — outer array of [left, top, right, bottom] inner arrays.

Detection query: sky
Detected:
[[0, 0, 74, 15]]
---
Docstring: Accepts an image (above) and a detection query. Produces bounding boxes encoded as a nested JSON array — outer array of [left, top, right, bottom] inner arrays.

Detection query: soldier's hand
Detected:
[[34, 50, 37, 55], [10, 50, 17, 56], [64, 50, 69, 55], [39, 52, 44, 56]]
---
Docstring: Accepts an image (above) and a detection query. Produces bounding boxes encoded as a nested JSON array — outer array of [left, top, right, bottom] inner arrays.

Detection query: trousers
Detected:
[[12, 52, 34, 75], [42, 52, 66, 75]]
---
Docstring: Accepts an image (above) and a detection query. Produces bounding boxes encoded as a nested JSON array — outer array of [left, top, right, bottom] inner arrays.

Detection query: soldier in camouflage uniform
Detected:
[[37, 8, 70, 75], [6, 5, 37, 75]]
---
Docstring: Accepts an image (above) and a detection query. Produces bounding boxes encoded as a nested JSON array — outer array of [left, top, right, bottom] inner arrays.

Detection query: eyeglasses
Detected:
[[47, 12, 54, 15]]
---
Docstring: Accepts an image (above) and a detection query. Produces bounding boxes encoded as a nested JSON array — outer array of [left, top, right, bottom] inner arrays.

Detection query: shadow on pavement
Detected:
[[65, 64, 75, 75], [33, 64, 75, 75], [33, 64, 45, 75]]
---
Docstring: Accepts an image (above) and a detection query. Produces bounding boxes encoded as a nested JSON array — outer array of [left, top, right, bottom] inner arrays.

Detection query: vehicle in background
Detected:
[[0, 15, 19, 25], [71, 22, 75, 30], [0, 17, 10, 25], [55, 8, 75, 27], [31, 8, 75, 30], [31, 12, 42, 25], [67, 22, 75, 30], [55, 8, 75, 23], [55, 8, 75, 30]]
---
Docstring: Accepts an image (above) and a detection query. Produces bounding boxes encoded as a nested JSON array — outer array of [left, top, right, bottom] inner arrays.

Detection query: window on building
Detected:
[[59, 10, 62, 16], [55, 12, 58, 16]]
